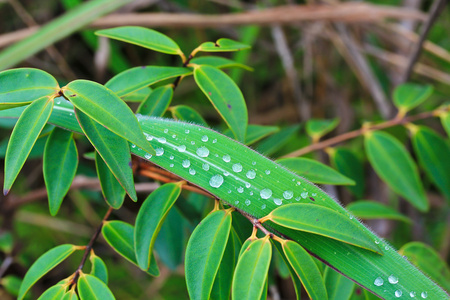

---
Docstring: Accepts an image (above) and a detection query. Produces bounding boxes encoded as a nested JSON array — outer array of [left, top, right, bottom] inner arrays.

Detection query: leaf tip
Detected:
[[3, 189, 9, 196]]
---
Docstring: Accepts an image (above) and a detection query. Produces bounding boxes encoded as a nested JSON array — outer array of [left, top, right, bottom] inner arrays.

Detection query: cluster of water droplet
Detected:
[[373, 274, 428, 298]]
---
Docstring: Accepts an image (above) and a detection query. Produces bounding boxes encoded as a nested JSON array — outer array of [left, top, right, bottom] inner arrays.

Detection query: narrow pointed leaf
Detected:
[[90, 253, 108, 284], [440, 111, 450, 137], [102, 221, 159, 276], [306, 118, 339, 140], [185, 209, 232, 300], [76, 109, 136, 201], [278, 157, 355, 185], [63, 80, 153, 154], [364, 131, 428, 211], [37, 284, 67, 300], [256, 124, 300, 155], [393, 84, 433, 113], [194, 65, 247, 141], [0, 68, 58, 110], [78, 273, 115, 300], [18, 244, 78, 300], [328, 148, 365, 198], [232, 237, 272, 300], [170, 105, 208, 126], [95, 152, 126, 208], [0, 275, 22, 297], [4, 97, 53, 194], [346, 201, 411, 223], [43, 128, 78, 215], [96, 26, 182, 55], [267, 203, 381, 253], [198, 38, 251, 53], [62, 290, 78, 300], [137, 85, 173, 116], [190, 56, 253, 71], [223, 124, 279, 145], [324, 267, 355, 300], [272, 241, 303, 300], [122, 87, 151, 102], [283, 240, 328, 300], [210, 230, 236, 300]]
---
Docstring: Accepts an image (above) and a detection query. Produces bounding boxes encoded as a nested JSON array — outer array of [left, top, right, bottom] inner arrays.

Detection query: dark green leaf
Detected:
[[197, 38, 251, 53], [324, 267, 355, 300], [393, 84, 433, 114], [0, 275, 22, 297], [90, 252, 108, 284], [0, 231, 13, 253], [37, 284, 67, 300], [43, 128, 78, 215], [190, 56, 252, 71], [256, 124, 300, 155], [272, 240, 303, 300], [440, 111, 450, 137], [223, 124, 280, 145], [137, 85, 173, 116], [62, 289, 79, 300], [306, 118, 339, 140], [78, 273, 115, 300], [170, 105, 208, 126], [346, 201, 411, 223], [95, 152, 126, 208], [121, 87, 151, 102]]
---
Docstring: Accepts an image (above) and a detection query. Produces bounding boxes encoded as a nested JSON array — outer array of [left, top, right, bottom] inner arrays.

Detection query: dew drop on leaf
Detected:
[[237, 187, 244, 193], [246, 170, 256, 179], [245, 199, 251, 206], [395, 290, 402, 297], [232, 163, 243, 172], [374, 277, 384, 286], [212, 139, 217, 143], [201, 135, 208, 142], [260, 188, 272, 199], [209, 174, 224, 188], [196, 146, 210, 157], [274, 198, 282, 205], [202, 163, 210, 171], [189, 168, 196, 175], [223, 154, 231, 162], [164, 129, 168, 133], [421, 292, 427, 298], [182, 159, 190, 168], [301, 191, 308, 199], [245, 182, 251, 188], [177, 145, 186, 152], [158, 137, 166, 143], [283, 190, 293, 199], [144, 154, 152, 159], [265, 170, 271, 175], [185, 129, 190, 134], [155, 148, 164, 156], [170, 155, 174, 160], [410, 292, 416, 297], [388, 275, 398, 284]]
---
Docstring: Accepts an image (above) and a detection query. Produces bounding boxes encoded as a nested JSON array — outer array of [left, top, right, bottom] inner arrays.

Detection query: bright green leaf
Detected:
[[306, 118, 339, 140], [223, 124, 279, 145], [347, 201, 411, 223], [90, 253, 108, 284], [198, 38, 251, 53], [78, 273, 115, 300], [328, 148, 365, 198], [0, 275, 22, 297], [324, 267, 354, 300], [137, 85, 173, 116], [272, 241, 303, 300], [37, 284, 67, 300], [190, 56, 253, 71], [95, 152, 126, 209], [0, 232, 13, 253], [393, 83, 433, 113], [121, 86, 151, 102], [62, 289, 79, 300], [170, 105, 208, 126], [256, 124, 300, 155], [440, 111, 450, 137]]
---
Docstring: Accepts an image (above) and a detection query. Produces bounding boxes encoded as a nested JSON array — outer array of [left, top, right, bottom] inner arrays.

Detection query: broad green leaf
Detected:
[[102, 221, 159, 276], [440, 111, 450, 137], [185, 209, 232, 300], [393, 83, 433, 114], [278, 157, 355, 185], [272, 241, 303, 300], [43, 128, 78, 215], [0, 68, 58, 110], [328, 148, 365, 198], [62, 289, 78, 300], [122, 87, 151, 102], [410, 126, 450, 200], [90, 252, 108, 284], [37, 284, 67, 300], [256, 124, 300, 155], [18, 244, 78, 300], [135, 183, 182, 270], [223, 124, 280, 145], [105, 66, 191, 97], [95, 152, 126, 209], [170, 105, 208, 126], [78, 273, 115, 300], [96, 26, 182, 56], [76, 109, 136, 201], [364, 131, 428, 211], [63, 80, 154, 154], [306, 118, 339, 140], [137, 85, 173, 116], [197, 38, 251, 53], [0, 275, 22, 297], [266, 203, 381, 253], [232, 236, 272, 300], [238, 237, 257, 258], [399, 242, 450, 292], [4, 97, 53, 195], [193, 65, 247, 142], [324, 267, 355, 300], [190, 56, 253, 71], [282, 240, 328, 300], [347, 201, 411, 223]]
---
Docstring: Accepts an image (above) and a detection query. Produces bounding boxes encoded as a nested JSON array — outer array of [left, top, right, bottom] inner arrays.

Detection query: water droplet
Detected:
[[385, 246, 390, 250], [189, 168, 196, 175], [388, 275, 398, 284], [265, 170, 271, 175], [374, 277, 384, 286], [201, 135, 208, 142], [409, 291, 416, 297], [245, 199, 251, 206], [182, 159, 190, 168], [395, 290, 402, 298], [212, 139, 217, 143], [249, 191, 253, 196], [232, 163, 243, 172], [295, 197, 301, 201], [191, 141, 195, 145], [155, 148, 164, 156], [375, 240, 380, 244], [159, 137, 167, 143], [421, 292, 427, 298], [202, 163, 210, 171], [163, 129, 169, 133], [170, 163, 174, 167], [170, 155, 174, 160], [146, 135, 153, 141], [283, 190, 294, 199], [274, 198, 282, 205], [185, 129, 190, 134], [228, 190, 232, 194], [223, 171, 230, 176], [260, 189, 272, 199], [301, 191, 308, 198], [69, 113, 73, 116], [245, 182, 251, 188], [131, 144, 136, 148], [177, 145, 186, 152], [235, 200, 239, 205], [209, 175, 224, 188], [237, 187, 244, 193], [252, 161, 256, 165], [350, 215, 354, 220], [246, 170, 256, 179], [296, 181, 301, 186], [144, 154, 152, 159], [196, 146, 210, 157], [261, 204, 266, 209], [172, 134, 177, 138], [223, 154, 231, 162]]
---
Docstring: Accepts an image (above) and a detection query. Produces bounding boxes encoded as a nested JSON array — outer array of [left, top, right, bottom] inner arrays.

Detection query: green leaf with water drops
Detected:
[[95, 152, 126, 209], [78, 272, 115, 300], [137, 85, 173, 116], [76, 109, 136, 201], [190, 56, 253, 71], [282, 240, 328, 300], [272, 240, 303, 300], [185, 209, 232, 300], [256, 124, 300, 155], [105, 66, 190, 98], [90, 252, 108, 284], [64, 80, 153, 155], [393, 83, 433, 114], [440, 111, 450, 137], [43, 128, 78, 216], [324, 267, 354, 300], [223, 124, 280, 145], [306, 118, 339, 140], [278, 157, 355, 185], [0, 68, 58, 110], [232, 236, 272, 300], [266, 203, 381, 254], [96, 26, 182, 56], [346, 201, 411, 223], [169, 105, 208, 126], [4, 97, 53, 195], [37, 284, 67, 300], [194, 65, 247, 142], [102, 221, 159, 276], [135, 183, 182, 270], [409, 125, 450, 200], [364, 131, 428, 211], [122, 87, 151, 102], [197, 38, 251, 53], [18, 244, 79, 300]]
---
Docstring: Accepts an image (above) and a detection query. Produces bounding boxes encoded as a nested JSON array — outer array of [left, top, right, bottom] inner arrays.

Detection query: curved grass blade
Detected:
[[95, 152, 126, 209], [169, 105, 208, 126], [18, 244, 79, 300], [135, 183, 182, 270], [43, 128, 78, 215], [137, 85, 173, 116], [4, 97, 53, 195], [265, 203, 381, 253], [193, 65, 247, 142], [37, 284, 67, 300], [0, 68, 58, 110], [77, 272, 114, 300], [278, 157, 355, 185], [90, 252, 108, 284], [364, 131, 428, 211], [324, 267, 354, 300], [346, 201, 411, 223], [306, 118, 339, 140], [232, 236, 272, 300], [185, 209, 232, 300], [190, 56, 253, 71], [96, 26, 182, 56], [197, 38, 251, 53], [393, 84, 433, 115]]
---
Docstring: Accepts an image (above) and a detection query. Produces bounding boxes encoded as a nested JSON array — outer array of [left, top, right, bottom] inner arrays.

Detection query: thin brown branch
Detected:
[[0, 256, 14, 279]]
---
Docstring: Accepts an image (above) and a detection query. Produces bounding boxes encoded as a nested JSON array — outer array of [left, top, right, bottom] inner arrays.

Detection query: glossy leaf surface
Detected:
[[197, 38, 251, 53], [223, 124, 279, 145], [170, 105, 208, 126], [393, 84, 433, 113], [78, 273, 115, 300], [95, 152, 126, 208], [328, 148, 365, 198], [90, 253, 108, 284], [122, 87, 151, 102], [37, 284, 67, 300], [137, 85, 173, 116], [346, 201, 411, 223], [272, 241, 303, 300], [324, 267, 354, 300]]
